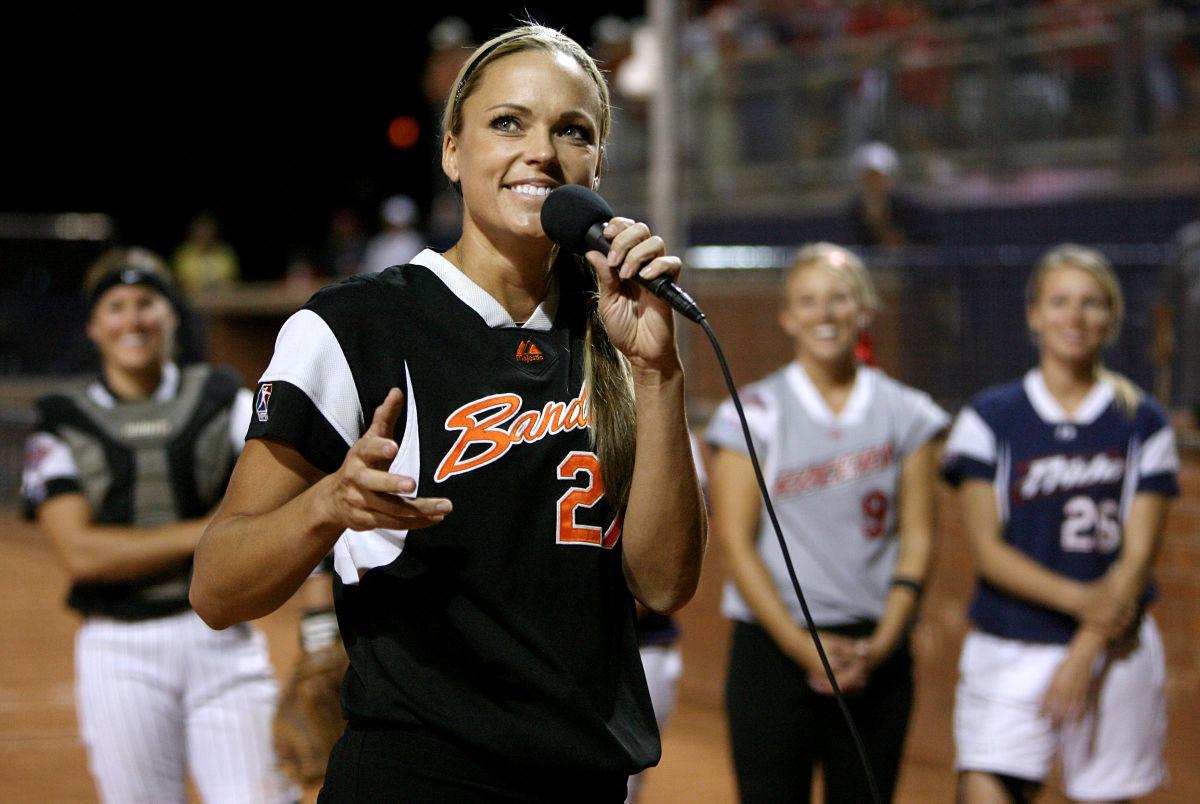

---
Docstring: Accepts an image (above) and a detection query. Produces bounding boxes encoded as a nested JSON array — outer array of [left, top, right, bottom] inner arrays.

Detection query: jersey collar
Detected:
[[410, 249, 558, 331], [87, 361, 180, 409], [784, 362, 876, 426], [1023, 369, 1113, 425]]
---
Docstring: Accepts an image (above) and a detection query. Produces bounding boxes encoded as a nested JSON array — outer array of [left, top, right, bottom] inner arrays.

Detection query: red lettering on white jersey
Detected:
[[773, 443, 895, 496]]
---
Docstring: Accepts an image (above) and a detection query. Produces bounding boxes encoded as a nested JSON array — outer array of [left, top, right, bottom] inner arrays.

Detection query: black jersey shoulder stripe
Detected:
[[300, 264, 493, 448], [246, 380, 350, 475], [22, 477, 83, 520]]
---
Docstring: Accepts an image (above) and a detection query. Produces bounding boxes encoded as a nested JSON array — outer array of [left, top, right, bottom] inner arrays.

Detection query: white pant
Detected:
[[75, 610, 297, 804], [626, 643, 683, 804], [954, 617, 1167, 801]]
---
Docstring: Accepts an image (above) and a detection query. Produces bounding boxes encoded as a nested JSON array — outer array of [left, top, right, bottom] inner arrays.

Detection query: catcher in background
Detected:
[[190, 23, 705, 803], [21, 248, 295, 803]]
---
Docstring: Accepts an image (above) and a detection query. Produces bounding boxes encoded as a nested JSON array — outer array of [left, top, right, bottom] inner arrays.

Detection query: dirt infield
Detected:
[[1, 508, 1193, 802]]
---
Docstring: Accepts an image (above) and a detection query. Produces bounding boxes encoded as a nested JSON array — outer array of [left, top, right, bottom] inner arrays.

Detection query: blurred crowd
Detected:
[[589, 0, 1200, 173]]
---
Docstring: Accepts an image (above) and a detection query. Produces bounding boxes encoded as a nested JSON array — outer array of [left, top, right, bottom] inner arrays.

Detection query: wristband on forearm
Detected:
[[299, 606, 340, 653], [890, 576, 924, 598]]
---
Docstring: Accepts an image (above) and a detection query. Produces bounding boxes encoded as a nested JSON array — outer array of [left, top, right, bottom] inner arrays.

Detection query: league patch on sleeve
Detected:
[[255, 383, 273, 422]]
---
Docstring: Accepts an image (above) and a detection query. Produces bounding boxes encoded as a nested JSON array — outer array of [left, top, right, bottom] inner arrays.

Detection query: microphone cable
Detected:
[[539, 183, 881, 801], [693, 312, 883, 804]]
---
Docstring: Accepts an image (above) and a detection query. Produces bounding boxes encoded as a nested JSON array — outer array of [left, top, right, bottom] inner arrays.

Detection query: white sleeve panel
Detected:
[[22, 431, 79, 505], [944, 407, 997, 465], [259, 309, 364, 447], [1139, 425, 1180, 478], [690, 433, 708, 491], [895, 386, 951, 457], [705, 385, 777, 456], [227, 388, 254, 453], [332, 363, 419, 585]]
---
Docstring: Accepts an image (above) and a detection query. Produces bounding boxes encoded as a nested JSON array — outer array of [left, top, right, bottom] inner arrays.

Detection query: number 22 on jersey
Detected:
[[556, 451, 622, 548]]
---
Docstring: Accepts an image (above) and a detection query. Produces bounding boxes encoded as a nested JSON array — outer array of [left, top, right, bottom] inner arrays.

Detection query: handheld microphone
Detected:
[[540, 185, 706, 324]]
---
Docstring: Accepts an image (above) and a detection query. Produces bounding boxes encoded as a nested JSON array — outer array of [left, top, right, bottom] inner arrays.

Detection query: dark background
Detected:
[[1, 6, 644, 280]]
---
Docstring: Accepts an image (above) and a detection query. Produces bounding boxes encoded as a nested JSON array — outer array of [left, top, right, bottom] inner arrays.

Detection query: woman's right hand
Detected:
[[317, 388, 452, 532], [779, 629, 868, 696], [1073, 574, 1136, 641]]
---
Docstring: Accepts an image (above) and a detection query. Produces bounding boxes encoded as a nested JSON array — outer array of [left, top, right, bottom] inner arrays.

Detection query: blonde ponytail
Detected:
[[1098, 368, 1142, 417], [585, 306, 636, 509]]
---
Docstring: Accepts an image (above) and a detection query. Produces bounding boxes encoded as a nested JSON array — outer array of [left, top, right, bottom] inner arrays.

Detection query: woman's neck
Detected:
[[1039, 356, 1099, 414], [445, 229, 554, 322], [103, 362, 164, 401], [799, 352, 858, 414]]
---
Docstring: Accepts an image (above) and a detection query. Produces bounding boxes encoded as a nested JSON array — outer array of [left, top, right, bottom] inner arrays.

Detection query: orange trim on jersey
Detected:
[[435, 385, 591, 482]]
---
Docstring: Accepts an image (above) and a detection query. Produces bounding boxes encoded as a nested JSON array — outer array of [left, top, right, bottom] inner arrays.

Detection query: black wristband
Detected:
[[890, 577, 924, 598]]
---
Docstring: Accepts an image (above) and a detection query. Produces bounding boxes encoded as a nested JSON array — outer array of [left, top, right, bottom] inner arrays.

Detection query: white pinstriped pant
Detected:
[[75, 610, 297, 803]]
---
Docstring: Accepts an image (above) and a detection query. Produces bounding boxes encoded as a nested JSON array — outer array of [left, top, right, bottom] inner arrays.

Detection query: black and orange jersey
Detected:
[[247, 250, 657, 780]]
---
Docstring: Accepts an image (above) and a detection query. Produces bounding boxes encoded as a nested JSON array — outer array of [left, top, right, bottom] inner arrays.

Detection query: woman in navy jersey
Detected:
[[706, 243, 947, 802], [943, 244, 1178, 803], [189, 24, 706, 803], [21, 248, 294, 803]]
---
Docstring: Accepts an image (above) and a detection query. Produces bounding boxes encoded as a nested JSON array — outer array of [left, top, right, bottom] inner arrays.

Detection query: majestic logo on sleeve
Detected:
[[255, 383, 272, 422], [435, 385, 590, 482], [1016, 451, 1125, 500]]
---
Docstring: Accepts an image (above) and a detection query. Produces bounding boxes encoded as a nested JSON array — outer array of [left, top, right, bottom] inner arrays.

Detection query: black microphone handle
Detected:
[[582, 223, 706, 324]]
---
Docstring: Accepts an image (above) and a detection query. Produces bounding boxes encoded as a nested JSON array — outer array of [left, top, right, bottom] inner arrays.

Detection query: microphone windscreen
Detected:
[[540, 185, 613, 255]]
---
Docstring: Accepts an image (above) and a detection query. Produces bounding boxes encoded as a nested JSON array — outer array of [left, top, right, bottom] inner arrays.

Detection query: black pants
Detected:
[[318, 721, 629, 803], [726, 621, 913, 804]]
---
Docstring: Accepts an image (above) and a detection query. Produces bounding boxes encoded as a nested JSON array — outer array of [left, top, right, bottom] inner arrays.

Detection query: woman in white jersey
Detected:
[[943, 245, 1178, 803], [706, 243, 947, 802]]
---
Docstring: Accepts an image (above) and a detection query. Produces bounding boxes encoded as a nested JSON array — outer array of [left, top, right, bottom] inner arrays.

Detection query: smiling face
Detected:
[[441, 49, 604, 250], [87, 284, 176, 375], [1027, 262, 1115, 369], [780, 263, 866, 369]]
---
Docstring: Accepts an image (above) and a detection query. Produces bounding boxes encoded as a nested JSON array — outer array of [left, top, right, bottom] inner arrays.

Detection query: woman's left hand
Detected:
[[805, 635, 871, 697], [585, 217, 683, 374], [1040, 652, 1096, 725]]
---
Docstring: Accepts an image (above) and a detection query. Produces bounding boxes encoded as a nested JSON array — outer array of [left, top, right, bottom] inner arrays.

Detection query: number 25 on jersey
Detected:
[[1061, 495, 1121, 553]]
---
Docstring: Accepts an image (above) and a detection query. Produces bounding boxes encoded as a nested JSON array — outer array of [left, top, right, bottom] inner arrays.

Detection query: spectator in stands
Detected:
[[321, 206, 368, 278], [422, 17, 475, 249], [944, 244, 1177, 803], [844, 141, 934, 247], [172, 213, 239, 295], [1155, 213, 1200, 431], [594, 15, 648, 175], [1038, 0, 1119, 137], [362, 195, 426, 275]]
